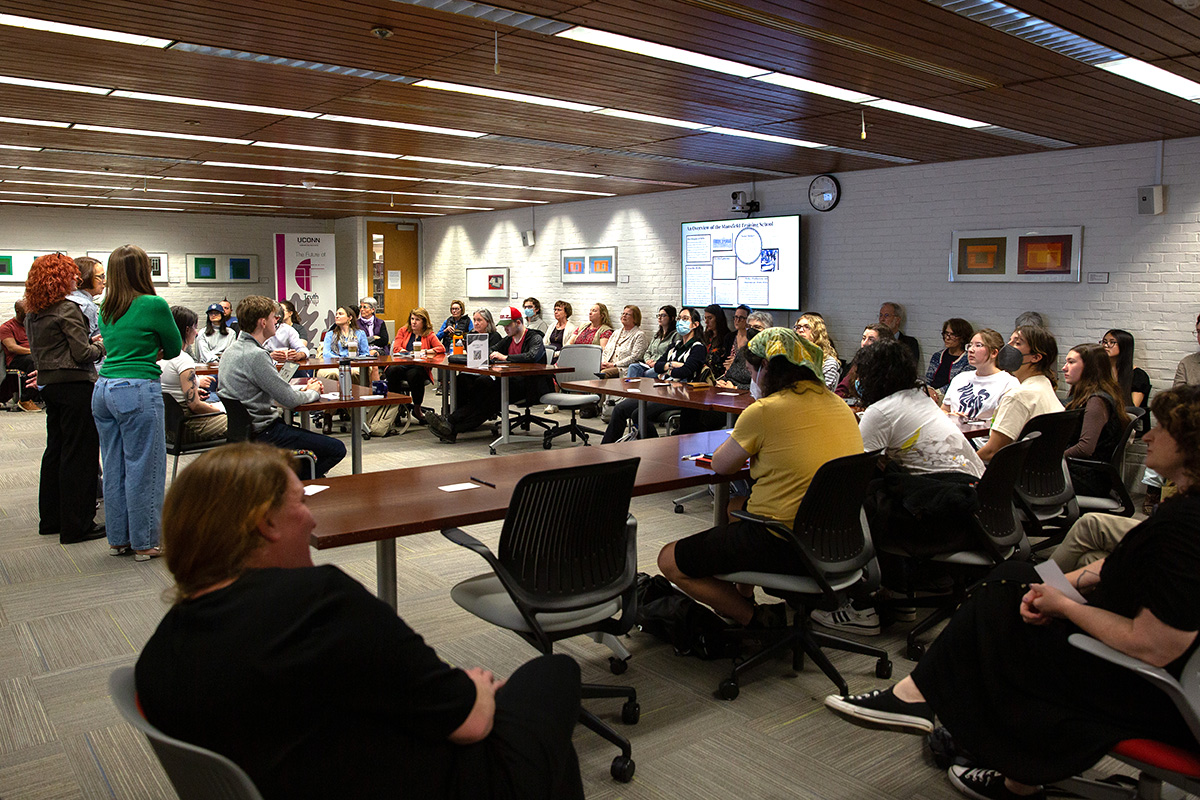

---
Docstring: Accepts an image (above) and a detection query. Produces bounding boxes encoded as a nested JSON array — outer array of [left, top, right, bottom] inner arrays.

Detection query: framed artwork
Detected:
[[89, 250, 169, 284], [0, 250, 66, 284], [949, 227, 1081, 283], [185, 254, 260, 284], [465, 266, 509, 299], [561, 246, 618, 284]]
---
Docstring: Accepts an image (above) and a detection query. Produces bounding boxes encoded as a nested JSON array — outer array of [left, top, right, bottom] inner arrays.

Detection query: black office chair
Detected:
[[1068, 406, 1145, 518], [1014, 408, 1084, 552], [220, 395, 317, 479], [0, 357, 28, 409], [163, 393, 226, 479], [539, 344, 604, 449], [109, 666, 265, 800], [713, 451, 893, 700], [442, 459, 642, 782], [878, 434, 1036, 660]]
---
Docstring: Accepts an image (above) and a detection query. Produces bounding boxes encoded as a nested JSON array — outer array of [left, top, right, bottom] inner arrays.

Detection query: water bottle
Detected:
[[453, 330, 464, 355], [338, 358, 351, 400]]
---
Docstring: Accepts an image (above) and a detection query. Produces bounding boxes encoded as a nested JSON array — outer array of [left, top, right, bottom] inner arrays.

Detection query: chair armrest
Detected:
[[731, 509, 793, 539], [441, 527, 497, 563]]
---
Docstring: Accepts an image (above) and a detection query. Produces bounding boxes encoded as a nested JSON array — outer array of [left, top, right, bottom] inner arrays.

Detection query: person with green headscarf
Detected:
[[658, 328, 864, 628]]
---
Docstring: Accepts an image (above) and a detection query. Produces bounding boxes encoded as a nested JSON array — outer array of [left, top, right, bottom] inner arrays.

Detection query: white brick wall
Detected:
[[0, 207, 333, 318], [421, 136, 1200, 395]]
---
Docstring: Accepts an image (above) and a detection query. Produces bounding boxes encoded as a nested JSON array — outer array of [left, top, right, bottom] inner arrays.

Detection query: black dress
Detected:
[[910, 493, 1200, 786]]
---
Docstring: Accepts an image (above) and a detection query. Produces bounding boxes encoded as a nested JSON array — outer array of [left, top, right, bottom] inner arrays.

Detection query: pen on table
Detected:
[[469, 476, 497, 488], [680, 453, 705, 461]]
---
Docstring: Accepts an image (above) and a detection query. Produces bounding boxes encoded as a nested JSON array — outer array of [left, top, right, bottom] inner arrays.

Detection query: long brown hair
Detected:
[[1065, 343, 1130, 426], [101, 245, 156, 325], [162, 443, 294, 602]]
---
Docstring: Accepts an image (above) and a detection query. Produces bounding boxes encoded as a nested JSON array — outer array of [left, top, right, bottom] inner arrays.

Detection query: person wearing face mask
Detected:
[[657, 328, 863, 628], [974, 325, 1064, 462], [627, 305, 678, 379], [600, 306, 707, 443], [521, 297, 548, 334], [941, 329, 1019, 421]]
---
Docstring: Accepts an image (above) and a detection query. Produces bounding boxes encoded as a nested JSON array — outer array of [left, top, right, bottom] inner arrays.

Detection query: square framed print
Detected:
[[89, 250, 169, 285], [949, 227, 1081, 283], [561, 246, 618, 284], [186, 254, 259, 284]]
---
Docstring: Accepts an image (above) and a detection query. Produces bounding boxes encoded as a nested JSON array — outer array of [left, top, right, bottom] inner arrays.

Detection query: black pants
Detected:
[[257, 419, 346, 479], [602, 398, 678, 443], [449, 376, 501, 433], [4, 353, 39, 401], [39, 382, 99, 540], [456, 654, 584, 800], [384, 364, 431, 411]]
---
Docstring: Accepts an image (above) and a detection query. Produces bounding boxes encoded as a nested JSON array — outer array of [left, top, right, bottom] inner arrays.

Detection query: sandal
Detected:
[[109, 545, 131, 557], [134, 548, 163, 562]]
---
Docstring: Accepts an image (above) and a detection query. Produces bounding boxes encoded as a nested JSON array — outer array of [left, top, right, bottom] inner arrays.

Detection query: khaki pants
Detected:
[[1050, 513, 1140, 573], [182, 414, 228, 444]]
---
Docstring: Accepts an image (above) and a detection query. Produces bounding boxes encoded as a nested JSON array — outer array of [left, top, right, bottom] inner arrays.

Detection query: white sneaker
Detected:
[[544, 405, 558, 414], [811, 603, 881, 635]]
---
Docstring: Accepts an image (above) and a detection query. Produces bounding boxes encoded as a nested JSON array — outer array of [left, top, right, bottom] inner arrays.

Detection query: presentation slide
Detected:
[[681, 215, 800, 311]]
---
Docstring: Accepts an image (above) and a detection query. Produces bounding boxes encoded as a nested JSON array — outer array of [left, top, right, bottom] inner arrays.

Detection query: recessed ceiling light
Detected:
[[110, 90, 321, 118], [0, 115, 70, 128], [862, 99, 988, 128], [0, 12, 174, 47], [752, 73, 878, 104], [1096, 58, 1200, 101], [75, 124, 253, 144], [201, 161, 338, 175], [414, 79, 603, 113], [703, 127, 825, 147], [316, 114, 486, 138], [252, 141, 403, 159], [593, 109, 708, 129], [0, 74, 110, 95], [557, 26, 768, 79]]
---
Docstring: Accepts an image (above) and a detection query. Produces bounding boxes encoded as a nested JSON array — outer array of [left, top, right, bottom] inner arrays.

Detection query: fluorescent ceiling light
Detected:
[[415, 79, 603, 113], [143, 188, 244, 197], [400, 155, 497, 168], [407, 203, 494, 210], [1096, 58, 1200, 101], [91, 204, 186, 211], [201, 161, 337, 175], [863, 99, 988, 128], [2, 179, 128, 190], [753, 73, 878, 104], [111, 90, 320, 118], [336, 171, 429, 181], [558, 26, 768, 79], [431, 178, 616, 196], [0, 13, 173, 47], [703, 126, 825, 147], [593, 109, 708, 129], [316, 114, 486, 138], [372, 210, 444, 216], [252, 141, 403, 160], [0, 198, 89, 206], [368, 190, 547, 204], [75, 124, 252, 145], [496, 165, 606, 178], [0, 115, 70, 128], [14, 166, 161, 179], [160, 176, 290, 187], [284, 184, 363, 192], [0, 74, 110, 95], [0, 143, 41, 151]]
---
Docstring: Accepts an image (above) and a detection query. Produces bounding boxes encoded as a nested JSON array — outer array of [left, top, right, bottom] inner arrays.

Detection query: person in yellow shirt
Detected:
[[658, 328, 863, 628]]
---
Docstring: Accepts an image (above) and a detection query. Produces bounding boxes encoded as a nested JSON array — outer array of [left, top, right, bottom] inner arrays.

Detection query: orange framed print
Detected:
[[949, 227, 1081, 283], [561, 246, 618, 283]]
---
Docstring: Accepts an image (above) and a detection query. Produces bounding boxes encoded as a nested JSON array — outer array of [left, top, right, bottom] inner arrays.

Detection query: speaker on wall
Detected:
[[1137, 185, 1164, 216], [521, 229, 536, 247]]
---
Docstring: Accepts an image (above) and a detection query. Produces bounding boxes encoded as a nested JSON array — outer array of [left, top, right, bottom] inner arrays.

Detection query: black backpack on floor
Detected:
[[634, 573, 740, 660]]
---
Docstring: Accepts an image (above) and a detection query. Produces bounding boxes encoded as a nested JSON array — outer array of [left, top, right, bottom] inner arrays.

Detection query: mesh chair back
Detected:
[[163, 393, 187, 442], [973, 434, 1036, 555], [498, 458, 638, 605], [1015, 409, 1084, 506], [219, 395, 254, 442], [108, 667, 265, 800], [553, 344, 603, 384], [788, 450, 881, 574], [1111, 407, 1146, 471]]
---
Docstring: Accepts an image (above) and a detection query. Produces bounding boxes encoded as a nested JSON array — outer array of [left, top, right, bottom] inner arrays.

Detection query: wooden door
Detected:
[[368, 222, 419, 340]]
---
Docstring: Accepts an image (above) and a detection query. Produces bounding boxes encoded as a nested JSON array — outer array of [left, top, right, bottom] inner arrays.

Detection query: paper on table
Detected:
[[360, 394, 384, 400], [626, 388, 641, 393], [438, 482, 480, 492], [1034, 560, 1089, 605], [303, 485, 329, 496], [653, 382, 670, 387], [716, 391, 739, 396], [320, 392, 341, 400]]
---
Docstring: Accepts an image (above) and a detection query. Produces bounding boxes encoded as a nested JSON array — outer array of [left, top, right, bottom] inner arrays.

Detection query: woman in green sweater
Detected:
[[92, 245, 182, 561]]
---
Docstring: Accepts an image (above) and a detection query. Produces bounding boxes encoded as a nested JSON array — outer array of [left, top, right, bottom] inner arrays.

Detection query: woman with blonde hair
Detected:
[[599, 305, 649, 377], [385, 306, 445, 424], [25, 252, 107, 544], [566, 302, 613, 347], [794, 313, 841, 390], [941, 328, 1019, 421], [93, 244, 182, 560], [136, 443, 585, 800]]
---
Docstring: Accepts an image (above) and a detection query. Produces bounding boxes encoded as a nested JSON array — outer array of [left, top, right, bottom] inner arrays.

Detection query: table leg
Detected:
[[638, 399, 647, 439], [489, 376, 510, 454], [358, 365, 370, 386], [448, 371, 457, 414], [351, 406, 363, 474], [376, 539, 397, 610], [726, 412, 734, 428], [714, 480, 729, 527], [300, 410, 311, 430]]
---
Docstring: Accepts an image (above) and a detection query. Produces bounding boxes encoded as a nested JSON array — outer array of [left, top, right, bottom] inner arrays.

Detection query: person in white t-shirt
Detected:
[[975, 325, 1064, 462], [159, 306, 227, 443], [942, 328, 1019, 422]]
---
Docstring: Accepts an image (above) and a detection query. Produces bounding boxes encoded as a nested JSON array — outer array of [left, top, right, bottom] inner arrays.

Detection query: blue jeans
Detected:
[[93, 377, 165, 551], [257, 419, 346, 478], [626, 362, 655, 379]]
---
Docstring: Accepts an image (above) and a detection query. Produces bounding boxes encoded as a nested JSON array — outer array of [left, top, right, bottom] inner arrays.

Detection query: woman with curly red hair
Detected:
[[24, 253, 107, 544]]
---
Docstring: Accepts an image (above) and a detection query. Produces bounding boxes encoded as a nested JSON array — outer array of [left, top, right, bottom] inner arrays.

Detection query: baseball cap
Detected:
[[206, 302, 223, 314], [496, 306, 523, 326]]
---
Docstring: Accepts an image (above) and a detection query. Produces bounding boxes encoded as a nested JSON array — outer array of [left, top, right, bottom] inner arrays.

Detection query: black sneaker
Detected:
[[426, 413, 456, 444], [948, 766, 1045, 800], [824, 688, 935, 734]]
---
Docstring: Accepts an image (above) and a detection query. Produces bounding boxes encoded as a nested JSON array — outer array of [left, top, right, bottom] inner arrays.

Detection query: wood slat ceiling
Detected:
[[0, 0, 1198, 218]]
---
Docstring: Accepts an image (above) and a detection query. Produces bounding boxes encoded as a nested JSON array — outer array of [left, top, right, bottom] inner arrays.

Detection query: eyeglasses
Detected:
[[733, 314, 748, 321], [656, 313, 669, 319], [1100, 339, 1118, 347], [794, 322, 811, 331], [942, 331, 958, 338]]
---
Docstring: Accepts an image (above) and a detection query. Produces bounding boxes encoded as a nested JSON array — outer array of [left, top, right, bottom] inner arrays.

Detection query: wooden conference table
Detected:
[[559, 377, 757, 435], [305, 429, 743, 609], [293, 379, 409, 474]]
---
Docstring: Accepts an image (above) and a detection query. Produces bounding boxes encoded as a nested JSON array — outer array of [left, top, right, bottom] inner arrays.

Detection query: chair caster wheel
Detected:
[[876, 658, 893, 679], [543, 437, 553, 450], [718, 679, 739, 700], [362, 431, 371, 441], [489, 447, 496, 456], [673, 504, 684, 514], [621, 699, 640, 724], [609, 656, 628, 675], [611, 755, 635, 782], [906, 642, 926, 661]]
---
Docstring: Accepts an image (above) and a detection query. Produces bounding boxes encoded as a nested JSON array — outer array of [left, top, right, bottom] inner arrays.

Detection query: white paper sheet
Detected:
[[438, 482, 481, 492], [303, 485, 329, 496], [1034, 560, 1089, 605]]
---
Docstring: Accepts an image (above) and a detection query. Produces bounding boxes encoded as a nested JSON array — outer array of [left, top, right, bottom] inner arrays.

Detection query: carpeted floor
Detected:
[[0, 404, 1141, 799]]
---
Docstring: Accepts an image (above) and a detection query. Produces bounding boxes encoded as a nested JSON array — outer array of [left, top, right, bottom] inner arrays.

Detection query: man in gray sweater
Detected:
[[219, 295, 345, 478]]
